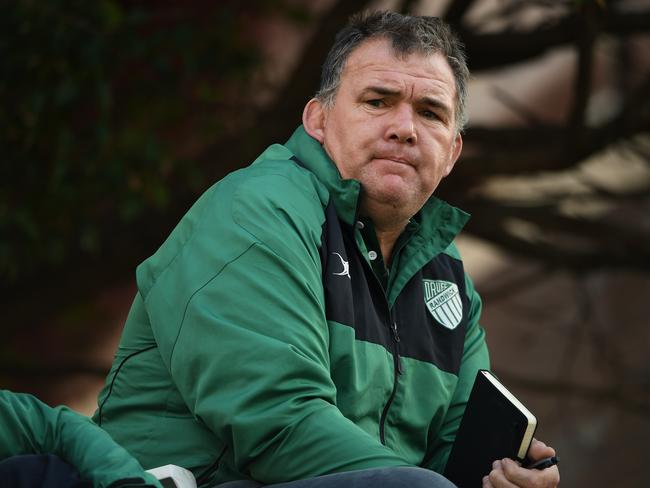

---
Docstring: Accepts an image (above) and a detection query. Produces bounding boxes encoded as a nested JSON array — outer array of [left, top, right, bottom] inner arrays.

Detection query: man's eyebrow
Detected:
[[361, 85, 402, 96], [420, 96, 452, 117]]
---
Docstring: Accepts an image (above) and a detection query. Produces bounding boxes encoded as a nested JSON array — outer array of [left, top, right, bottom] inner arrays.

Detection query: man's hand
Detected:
[[482, 439, 560, 488]]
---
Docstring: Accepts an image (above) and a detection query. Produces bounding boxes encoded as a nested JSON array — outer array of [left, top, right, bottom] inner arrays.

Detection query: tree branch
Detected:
[[443, 0, 476, 25], [569, 3, 598, 136], [491, 86, 546, 127], [446, 79, 650, 187], [462, 199, 650, 271], [461, 8, 650, 71], [399, 0, 421, 15]]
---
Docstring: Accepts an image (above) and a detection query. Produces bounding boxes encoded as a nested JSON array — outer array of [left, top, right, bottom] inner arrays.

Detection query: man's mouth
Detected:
[[374, 155, 413, 167]]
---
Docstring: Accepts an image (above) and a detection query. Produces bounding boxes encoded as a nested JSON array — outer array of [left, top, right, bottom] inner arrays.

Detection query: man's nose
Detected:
[[386, 105, 417, 144]]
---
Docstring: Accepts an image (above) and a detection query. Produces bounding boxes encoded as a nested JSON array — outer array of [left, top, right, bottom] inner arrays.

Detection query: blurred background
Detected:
[[1, 0, 649, 486]]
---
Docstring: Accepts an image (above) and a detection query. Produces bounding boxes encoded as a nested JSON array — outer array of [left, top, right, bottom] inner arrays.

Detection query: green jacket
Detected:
[[94, 126, 489, 486], [0, 390, 161, 488]]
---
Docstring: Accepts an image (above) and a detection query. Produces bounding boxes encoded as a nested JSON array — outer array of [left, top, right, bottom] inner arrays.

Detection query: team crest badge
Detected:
[[423, 280, 463, 330]]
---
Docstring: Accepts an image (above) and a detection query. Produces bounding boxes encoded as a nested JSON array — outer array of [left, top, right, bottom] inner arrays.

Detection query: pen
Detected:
[[526, 456, 560, 470]]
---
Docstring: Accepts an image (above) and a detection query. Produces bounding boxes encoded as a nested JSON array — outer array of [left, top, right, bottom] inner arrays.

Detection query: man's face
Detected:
[[315, 38, 462, 223]]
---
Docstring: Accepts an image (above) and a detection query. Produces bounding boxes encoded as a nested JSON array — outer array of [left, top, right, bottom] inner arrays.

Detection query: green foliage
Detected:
[[0, 1, 268, 283]]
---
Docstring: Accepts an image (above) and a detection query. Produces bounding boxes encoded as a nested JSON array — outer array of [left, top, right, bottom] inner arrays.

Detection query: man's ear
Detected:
[[302, 98, 326, 143], [443, 132, 463, 177]]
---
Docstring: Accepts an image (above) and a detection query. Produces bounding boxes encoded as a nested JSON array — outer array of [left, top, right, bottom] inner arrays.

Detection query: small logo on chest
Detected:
[[332, 252, 351, 279], [423, 280, 462, 330]]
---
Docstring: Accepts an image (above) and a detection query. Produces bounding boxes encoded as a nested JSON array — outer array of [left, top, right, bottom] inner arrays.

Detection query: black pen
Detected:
[[526, 456, 560, 470]]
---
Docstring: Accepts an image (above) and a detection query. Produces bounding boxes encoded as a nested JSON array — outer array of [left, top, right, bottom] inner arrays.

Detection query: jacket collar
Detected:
[[286, 125, 361, 226], [285, 125, 470, 253]]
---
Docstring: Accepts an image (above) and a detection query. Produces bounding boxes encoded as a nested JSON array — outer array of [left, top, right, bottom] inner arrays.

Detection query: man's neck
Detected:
[[359, 200, 415, 266], [374, 226, 403, 267], [363, 212, 409, 267]]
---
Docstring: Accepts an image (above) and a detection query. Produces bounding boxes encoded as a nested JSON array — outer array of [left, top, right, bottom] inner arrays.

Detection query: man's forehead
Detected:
[[343, 38, 452, 81], [341, 38, 456, 96]]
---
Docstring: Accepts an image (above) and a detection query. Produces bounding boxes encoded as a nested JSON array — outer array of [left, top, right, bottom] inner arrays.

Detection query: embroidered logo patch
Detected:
[[423, 280, 462, 330]]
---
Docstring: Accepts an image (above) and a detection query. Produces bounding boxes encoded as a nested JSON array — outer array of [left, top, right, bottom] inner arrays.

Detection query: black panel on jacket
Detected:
[[319, 200, 467, 375], [320, 201, 393, 350]]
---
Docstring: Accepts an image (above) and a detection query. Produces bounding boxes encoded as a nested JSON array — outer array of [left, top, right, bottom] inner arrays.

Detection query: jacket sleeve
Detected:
[[0, 390, 162, 488], [140, 173, 410, 483], [423, 273, 490, 473]]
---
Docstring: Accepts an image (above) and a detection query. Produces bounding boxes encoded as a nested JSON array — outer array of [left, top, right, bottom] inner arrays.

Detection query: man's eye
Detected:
[[421, 110, 439, 120], [366, 99, 384, 108]]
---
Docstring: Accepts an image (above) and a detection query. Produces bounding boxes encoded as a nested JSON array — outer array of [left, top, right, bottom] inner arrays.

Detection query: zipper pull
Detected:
[[391, 322, 404, 375], [390, 322, 400, 343]]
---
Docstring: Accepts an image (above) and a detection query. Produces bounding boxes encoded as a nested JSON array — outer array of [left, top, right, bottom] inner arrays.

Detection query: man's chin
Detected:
[[376, 181, 416, 204], [367, 188, 419, 212]]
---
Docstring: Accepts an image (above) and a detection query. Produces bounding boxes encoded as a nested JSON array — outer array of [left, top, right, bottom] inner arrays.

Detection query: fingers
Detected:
[[487, 457, 560, 488], [527, 438, 555, 461], [485, 459, 519, 488], [482, 474, 494, 488]]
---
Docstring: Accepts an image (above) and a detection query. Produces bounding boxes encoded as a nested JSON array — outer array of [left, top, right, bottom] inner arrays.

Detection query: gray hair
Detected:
[[316, 10, 470, 131]]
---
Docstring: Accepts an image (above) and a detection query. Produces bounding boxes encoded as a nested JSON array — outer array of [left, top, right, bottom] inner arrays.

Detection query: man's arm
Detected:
[[0, 390, 162, 488]]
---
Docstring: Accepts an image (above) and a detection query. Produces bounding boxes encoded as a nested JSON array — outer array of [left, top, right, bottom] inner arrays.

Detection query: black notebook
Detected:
[[443, 369, 537, 488]]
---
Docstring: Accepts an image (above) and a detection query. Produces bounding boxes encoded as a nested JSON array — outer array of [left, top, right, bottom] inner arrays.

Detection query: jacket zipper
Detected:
[[379, 309, 403, 444]]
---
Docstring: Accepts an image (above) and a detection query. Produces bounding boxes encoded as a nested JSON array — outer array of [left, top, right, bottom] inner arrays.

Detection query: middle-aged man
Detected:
[[94, 11, 560, 488]]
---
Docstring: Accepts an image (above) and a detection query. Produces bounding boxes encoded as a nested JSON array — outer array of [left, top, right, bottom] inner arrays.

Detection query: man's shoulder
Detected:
[[207, 150, 329, 234], [236, 156, 327, 205], [228, 156, 329, 245]]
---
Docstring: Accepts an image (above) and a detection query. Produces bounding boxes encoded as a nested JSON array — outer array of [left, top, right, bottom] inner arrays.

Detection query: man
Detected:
[[95, 11, 559, 488]]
